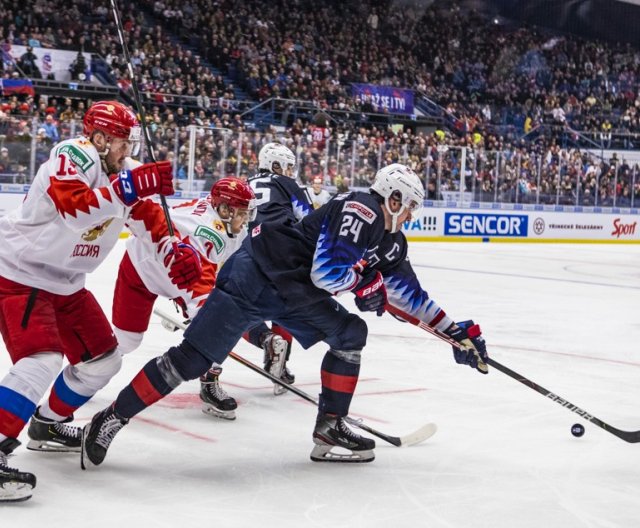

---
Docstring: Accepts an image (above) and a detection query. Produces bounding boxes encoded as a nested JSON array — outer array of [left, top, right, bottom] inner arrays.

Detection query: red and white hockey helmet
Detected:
[[211, 177, 257, 221], [83, 100, 141, 144]]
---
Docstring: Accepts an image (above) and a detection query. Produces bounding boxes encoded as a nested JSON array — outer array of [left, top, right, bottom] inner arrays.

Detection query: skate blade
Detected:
[[0, 482, 34, 502], [80, 425, 95, 470], [273, 382, 288, 396], [310, 444, 374, 463], [201, 403, 236, 421], [26, 439, 81, 453]]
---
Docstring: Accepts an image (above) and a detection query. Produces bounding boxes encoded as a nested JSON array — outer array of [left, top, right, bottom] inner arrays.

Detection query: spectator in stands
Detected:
[[41, 114, 59, 143], [69, 51, 88, 81], [18, 46, 41, 78]]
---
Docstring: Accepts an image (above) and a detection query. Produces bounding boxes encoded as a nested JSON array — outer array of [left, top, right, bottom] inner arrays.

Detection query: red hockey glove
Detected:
[[353, 268, 387, 316], [163, 243, 202, 289], [112, 160, 174, 205]]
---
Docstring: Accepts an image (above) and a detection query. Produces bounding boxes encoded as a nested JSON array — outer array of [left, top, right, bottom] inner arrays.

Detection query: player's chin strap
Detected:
[[384, 197, 406, 233], [92, 133, 113, 175]]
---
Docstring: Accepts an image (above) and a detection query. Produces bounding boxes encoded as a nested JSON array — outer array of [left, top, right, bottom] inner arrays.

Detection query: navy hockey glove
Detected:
[[353, 268, 387, 316], [445, 320, 489, 374], [163, 243, 202, 289]]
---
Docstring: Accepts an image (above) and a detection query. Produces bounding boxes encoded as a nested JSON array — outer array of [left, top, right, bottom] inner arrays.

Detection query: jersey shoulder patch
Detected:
[[342, 200, 377, 224], [56, 143, 95, 172], [194, 225, 226, 254]]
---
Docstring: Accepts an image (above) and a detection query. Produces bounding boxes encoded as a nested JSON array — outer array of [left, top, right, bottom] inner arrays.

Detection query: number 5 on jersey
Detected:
[[339, 215, 363, 242]]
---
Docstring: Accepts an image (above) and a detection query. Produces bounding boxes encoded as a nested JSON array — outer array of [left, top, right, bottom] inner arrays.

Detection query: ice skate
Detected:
[[81, 404, 129, 469], [263, 333, 294, 395], [27, 407, 81, 452], [310, 413, 375, 463], [0, 439, 36, 502], [199, 368, 237, 420]]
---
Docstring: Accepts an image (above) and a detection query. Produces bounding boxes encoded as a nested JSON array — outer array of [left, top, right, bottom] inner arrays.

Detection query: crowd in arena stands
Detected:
[[1, 93, 639, 208], [3, 0, 640, 148], [132, 0, 640, 140]]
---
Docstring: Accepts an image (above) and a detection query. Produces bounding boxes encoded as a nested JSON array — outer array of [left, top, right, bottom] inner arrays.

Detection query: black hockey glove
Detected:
[[445, 320, 489, 374], [353, 268, 387, 316]]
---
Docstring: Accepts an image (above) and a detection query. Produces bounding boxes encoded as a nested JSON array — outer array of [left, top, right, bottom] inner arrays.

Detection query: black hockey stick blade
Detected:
[[153, 308, 437, 447], [385, 304, 640, 443], [487, 358, 640, 443]]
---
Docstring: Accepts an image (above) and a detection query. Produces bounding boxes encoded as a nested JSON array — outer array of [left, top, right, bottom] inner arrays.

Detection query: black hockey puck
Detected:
[[571, 423, 585, 437]]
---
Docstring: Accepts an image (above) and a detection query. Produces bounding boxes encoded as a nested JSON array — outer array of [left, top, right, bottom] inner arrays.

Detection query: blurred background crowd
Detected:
[[1, 0, 640, 207]]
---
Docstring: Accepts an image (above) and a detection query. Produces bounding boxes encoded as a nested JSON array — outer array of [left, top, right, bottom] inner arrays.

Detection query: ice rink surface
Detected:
[[2, 240, 640, 528]]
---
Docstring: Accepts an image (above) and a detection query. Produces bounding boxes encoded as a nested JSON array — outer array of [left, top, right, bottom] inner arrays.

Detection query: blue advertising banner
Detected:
[[351, 83, 414, 115], [444, 213, 529, 237]]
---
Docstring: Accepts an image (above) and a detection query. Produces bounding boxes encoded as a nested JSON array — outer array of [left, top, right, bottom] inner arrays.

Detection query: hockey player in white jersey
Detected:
[[308, 176, 332, 209], [0, 100, 197, 502], [111, 177, 256, 420]]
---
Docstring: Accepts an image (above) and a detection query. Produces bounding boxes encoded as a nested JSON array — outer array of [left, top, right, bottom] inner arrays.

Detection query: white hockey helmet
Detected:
[[371, 163, 424, 233], [258, 142, 297, 177]]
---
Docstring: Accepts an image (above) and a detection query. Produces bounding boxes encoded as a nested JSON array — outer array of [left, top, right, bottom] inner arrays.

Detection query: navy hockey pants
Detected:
[[184, 248, 368, 366]]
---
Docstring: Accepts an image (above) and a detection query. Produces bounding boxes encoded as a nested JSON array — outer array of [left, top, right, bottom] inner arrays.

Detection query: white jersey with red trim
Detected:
[[0, 136, 170, 295], [125, 197, 246, 317], [308, 187, 332, 209]]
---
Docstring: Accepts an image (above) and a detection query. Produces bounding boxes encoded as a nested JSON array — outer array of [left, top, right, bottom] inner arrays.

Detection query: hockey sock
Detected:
[[114, 341, 210, 418], [0, 352, 61, 437], [43, 371, 92, 421], [245, 322, 271, 349], [271, 324, 293, 344], [318, 350, 360, 417]]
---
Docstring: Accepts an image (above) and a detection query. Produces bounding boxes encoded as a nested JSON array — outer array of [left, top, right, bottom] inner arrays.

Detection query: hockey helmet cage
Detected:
[[371, 163, 424, 232]]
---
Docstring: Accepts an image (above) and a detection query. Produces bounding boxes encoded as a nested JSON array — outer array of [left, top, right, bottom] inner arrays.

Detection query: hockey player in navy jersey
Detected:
[[81, 163, 488, 468], [240, 142, 313, 394]]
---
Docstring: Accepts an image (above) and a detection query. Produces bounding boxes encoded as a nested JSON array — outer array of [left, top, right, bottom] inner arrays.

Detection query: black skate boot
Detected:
[[199, 367, 237, 420], [0, 438, 36, 502], [27, 407, 81, 452], [80, 404, 129, 470], [311, 413, 375, 463], [262, 333, 294, 395]]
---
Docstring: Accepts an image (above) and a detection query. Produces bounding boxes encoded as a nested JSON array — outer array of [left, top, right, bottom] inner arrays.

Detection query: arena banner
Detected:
[[6, 45, 92, 83], [401, 208, 640, 243], [0, 192, 637, 242], [351, 83, 414, 115]]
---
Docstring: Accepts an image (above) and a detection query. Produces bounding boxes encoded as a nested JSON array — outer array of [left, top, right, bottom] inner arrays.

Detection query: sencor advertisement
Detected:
[[444, 213, 528, 237]]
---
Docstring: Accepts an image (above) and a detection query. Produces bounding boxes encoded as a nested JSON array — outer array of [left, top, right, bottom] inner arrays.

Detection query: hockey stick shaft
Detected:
[[385, 303, 640, 443], [153, 308, 436, 447], [110, 0, 178, 249]]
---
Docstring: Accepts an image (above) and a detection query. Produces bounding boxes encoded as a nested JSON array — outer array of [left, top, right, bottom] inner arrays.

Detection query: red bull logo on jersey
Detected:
[[71, 244, 100, 258]]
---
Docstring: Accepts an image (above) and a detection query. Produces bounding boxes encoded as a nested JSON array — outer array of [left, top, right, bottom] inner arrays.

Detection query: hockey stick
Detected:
[[153, 307, 437, 447], [385, 303, 640, 443], [110, 0, 178, 252]]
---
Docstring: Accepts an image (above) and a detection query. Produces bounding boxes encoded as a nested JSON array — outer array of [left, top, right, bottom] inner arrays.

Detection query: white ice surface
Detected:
[[2, 240, 640, 528]]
